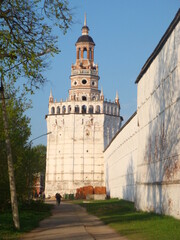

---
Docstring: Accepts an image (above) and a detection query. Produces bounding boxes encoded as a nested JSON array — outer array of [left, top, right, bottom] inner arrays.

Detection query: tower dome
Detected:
[[76, 13, 95, 45], [76, 35, 94, 44]]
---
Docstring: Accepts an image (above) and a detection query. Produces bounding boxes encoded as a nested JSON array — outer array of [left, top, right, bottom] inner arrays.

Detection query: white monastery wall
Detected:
[[104, 113, 138, 202], [136, 21, 180, 218], [104, 12, 180, 219]]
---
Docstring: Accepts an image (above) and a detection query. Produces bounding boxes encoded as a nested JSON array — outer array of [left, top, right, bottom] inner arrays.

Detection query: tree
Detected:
[[0, 0, 72, 92], [14, 145, 46, 201], [0, 84, 31, 211], [0, 85, 47, 217], [0, 0, 72, 229]]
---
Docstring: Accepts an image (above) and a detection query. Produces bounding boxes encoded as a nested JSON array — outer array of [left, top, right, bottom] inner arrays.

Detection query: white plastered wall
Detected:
[[104, 20, 180, 219], [104, 113, 138, 201], [136, 21, 180, 218]]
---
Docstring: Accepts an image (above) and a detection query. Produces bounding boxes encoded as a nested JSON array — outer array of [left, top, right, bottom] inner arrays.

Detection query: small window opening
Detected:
[[82, 105, 87, 114], [82, 79, 87, 84], [62, 106, 66, 114], [82, 96, 87, 101], [89, 106, 93, 114], [51, 107, 55, 114], [83, 48, 87, 59], [57, 106, 60, 114], [75, 105, 79, 113]]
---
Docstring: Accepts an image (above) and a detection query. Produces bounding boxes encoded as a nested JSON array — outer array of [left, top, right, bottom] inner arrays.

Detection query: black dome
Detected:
[[76, 35, 95, 44]]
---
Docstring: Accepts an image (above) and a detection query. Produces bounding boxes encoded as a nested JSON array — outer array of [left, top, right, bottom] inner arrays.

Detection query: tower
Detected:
[[45, 15, 122, 196]]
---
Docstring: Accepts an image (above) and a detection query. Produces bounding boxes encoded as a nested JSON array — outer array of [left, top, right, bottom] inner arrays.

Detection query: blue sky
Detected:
[[27, 0, 180, 145]]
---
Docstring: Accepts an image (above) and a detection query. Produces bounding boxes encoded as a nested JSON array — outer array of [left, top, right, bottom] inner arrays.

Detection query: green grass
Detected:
[[77, 199, 180, 240], [0, 200, 52, 240]]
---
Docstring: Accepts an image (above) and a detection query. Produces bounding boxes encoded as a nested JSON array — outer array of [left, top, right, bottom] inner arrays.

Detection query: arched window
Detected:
[[68, 105, 71, 113], [111, 106, 113, 114], [75, 105, 79, 113], [82, 105, 87, 114], [62, 106, 66, 114], [78, 48, 81, 59], [114, 107, 117, 115], [57, 106, 60, 114], [95, 105, 100, 113], [107, 106, 109, 114], [103, 105, 106, 113], [82, 96, 87, 101], [83, 47, 87, 59], [89, 105, 94, 114], [51, 107, 55, 114]]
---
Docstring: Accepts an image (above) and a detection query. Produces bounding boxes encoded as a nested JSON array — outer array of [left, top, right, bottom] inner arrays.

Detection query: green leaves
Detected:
[[0, 0, 72, 93], [0, 91, 46, 205]]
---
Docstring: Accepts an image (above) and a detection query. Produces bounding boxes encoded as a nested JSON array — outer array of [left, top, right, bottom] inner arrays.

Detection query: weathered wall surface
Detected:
[[104, 15, 180, 219], [45, 112, 120, 197], [104, 113, 138, 201], [45, 113, 105, 196], [136, 20, 180, 218]]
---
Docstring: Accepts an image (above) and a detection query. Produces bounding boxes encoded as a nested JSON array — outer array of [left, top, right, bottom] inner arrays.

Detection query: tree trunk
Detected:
[[0, 81, 20, 229]]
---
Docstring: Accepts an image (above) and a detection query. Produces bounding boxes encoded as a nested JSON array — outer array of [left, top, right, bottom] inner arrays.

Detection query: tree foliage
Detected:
[[0, 0, 72, 92], [0, 86, 46, 208]]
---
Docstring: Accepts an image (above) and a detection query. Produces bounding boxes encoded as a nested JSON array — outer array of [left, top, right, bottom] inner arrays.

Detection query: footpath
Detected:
[[21, 201, 127, 240]]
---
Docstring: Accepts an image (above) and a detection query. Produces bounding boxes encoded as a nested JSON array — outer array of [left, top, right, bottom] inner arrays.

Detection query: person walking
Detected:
[[55, 193, 62, 205]]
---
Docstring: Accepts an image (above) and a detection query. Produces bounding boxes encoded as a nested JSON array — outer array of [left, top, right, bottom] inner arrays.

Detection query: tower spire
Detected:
[[84, 13, 87, 26], [115, 91, 119, 105], [49, 89, 54, 103], [82, 13, 89, 35], [115, 91, 119, 99], [100, 87, 104, 100], [50, 89, 53, 97]]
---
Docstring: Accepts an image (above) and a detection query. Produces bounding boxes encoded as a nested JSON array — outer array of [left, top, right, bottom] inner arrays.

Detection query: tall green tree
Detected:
[[0, 0, 72, 229], [0, 87, 47, 212], [0, 86, 31, 208]]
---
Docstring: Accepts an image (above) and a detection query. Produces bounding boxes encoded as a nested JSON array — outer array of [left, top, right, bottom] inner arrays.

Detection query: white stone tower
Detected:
[[45, 15, 122, 196]]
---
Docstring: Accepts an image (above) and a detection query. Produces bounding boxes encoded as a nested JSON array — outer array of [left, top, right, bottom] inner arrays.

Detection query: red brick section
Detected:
[[76, 186, 106, 199]]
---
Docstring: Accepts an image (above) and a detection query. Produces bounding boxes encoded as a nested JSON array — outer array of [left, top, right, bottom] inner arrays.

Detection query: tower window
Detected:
[[89, 105, 94, 114], [83, 47, 87, 59], [75, 105, 79, 113], [82, 105, 87, 114], [68, 105, 71, 113], [96, 105, 100, 113], [82, 79, 87, 84], [57, 106, 60, 114], [91, 81, 95, 86], [82, 96, 87, 101], [51, 107, 55, 114], [62, 106, 66, 114], [74, 81, 77, 85]]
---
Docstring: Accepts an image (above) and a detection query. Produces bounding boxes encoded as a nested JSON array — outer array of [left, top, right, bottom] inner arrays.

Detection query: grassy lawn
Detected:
[[77, 199, 180, 240], [0, 200, 52, 240]]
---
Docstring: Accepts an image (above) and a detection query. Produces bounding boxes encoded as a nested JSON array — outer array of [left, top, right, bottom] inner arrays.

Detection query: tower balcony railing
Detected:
[[71, 69, 98, 76]]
